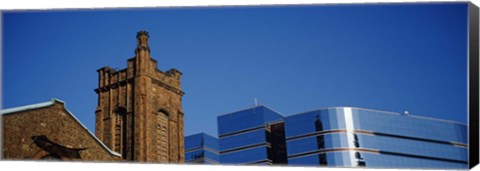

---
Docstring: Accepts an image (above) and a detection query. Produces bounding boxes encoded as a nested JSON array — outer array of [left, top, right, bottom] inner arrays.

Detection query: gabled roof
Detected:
[[1, 98, 122, 157]]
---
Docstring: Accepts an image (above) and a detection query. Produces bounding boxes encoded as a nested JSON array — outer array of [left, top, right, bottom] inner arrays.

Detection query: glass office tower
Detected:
[[217, 105, 287, 165], [184, 133, 219, 164], [283, 107, 468, 169], [185, 106, 467, 169]]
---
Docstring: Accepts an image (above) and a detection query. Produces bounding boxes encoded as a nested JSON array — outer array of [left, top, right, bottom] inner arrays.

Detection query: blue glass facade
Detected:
[[184, 133, 219, 164], [185, 106, 468, 169], [284, 107, 468, 169], [217, 105, 287, 165]]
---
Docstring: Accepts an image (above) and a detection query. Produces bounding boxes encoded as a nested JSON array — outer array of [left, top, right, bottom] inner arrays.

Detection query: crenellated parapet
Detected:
[[95, 60, 184, 96]]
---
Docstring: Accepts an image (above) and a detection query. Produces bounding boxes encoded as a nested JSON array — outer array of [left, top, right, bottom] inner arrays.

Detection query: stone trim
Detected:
[[150, 77, 184, 96], [95, 77, 184, 96]]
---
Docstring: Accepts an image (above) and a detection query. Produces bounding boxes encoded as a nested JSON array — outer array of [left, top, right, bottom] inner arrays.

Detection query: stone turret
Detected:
[[136, 30, 150, 54]]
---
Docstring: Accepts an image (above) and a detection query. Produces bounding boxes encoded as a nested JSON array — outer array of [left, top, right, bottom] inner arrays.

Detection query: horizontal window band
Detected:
[[377, 150, 468, 164], [203, 146, 220, 154], [220, 142, 271, 154], [371, 131, 468, 148], [185, 146, 219, 154], [185, 157, 219, 164], [185, 147, 203, 153], [185, 157, 203, 163], [221, 159, 271, 165], [286, 129, 468, 148], [219, 125, 266, 138], [287, 147, 468, 164], [185, 157, 204, 163], [204, 159, 220, 164], [288, 147, 380, 159], [203, 158, 220, 164], [246, 159, 272, 165]]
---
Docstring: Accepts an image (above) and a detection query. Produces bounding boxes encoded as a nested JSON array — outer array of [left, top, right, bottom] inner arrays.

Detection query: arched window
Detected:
[[114, 107, 127, 158], [158, 109, 170, 117], [156, 109, 170, 160]]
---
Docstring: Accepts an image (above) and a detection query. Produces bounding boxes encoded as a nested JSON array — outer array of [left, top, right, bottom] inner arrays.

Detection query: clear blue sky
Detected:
[[3, 3, 469, 137]]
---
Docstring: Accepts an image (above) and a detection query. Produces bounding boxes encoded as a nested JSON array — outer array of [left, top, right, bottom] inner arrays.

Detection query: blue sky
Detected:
[[2, 3, 469, 137]]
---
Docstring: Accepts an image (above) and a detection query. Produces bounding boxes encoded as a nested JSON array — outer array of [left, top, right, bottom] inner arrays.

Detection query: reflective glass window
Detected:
[[220, 129, 267, 151], [263, 107, 284, 123], [355, 133, 467, 161], [360, 152, 467, 169], [220, 146, 268, 164], [204, 150, 219, 162], [185, 149, 204, 161], [285, 108, 467, 144], [286, 134, 343, 156], [203, 133, 220, 151], [288, 152, 352, 166], [288, 150, 466, 168], [286, 132, 467, 162], [218, 106, 282, 136], [185, 133, 203, 151], [352, 109, 467, 144], [185, 133, 219, 152], [185, 133, 219, 164], [284, 110, 332, 138]]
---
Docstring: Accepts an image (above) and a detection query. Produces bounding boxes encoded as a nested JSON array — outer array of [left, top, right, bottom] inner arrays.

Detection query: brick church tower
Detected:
[[94, 31, 184, 163]]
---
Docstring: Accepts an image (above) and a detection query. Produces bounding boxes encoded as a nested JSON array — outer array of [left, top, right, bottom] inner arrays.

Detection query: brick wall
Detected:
[[2, 101, 121, 161]]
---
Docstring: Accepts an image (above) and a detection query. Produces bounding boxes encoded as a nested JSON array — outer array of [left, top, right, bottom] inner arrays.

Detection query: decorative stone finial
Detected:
[[136, 30, 150, 53], [137, 30, 149, 38]]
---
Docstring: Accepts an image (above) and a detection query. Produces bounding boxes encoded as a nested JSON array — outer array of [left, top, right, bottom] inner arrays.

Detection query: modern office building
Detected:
[[217, 105, 287, 165], [185, 105, 468, 169], [284, 107, 468, 169], [184, 133, 220, 164]]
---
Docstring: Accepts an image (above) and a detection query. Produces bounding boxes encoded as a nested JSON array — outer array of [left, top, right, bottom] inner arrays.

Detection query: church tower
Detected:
[[94, 30, 185, 163]]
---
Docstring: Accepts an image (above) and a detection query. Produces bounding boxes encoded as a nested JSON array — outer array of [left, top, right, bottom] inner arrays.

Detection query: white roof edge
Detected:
[[1, 98, 122, 157], [283, 106, 381, 118], [184, 132, 204, 137], [0, 98, 58, 115], [340, 106, 467, 126], [261, 104, 286, 117], [406, 114, 467, 126], [217, 104, 285, 117], [286, 106, 467, 126], [185, 132, 218, 139]]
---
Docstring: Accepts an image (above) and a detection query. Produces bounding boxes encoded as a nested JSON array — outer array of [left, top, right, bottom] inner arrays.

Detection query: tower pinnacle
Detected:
[[136, 30, 150, 53]]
